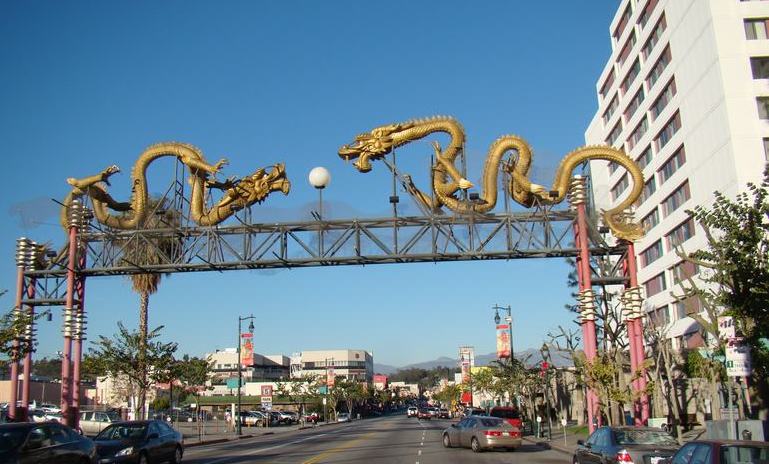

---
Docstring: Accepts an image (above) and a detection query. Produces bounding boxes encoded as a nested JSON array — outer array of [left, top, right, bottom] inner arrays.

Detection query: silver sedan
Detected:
[[442, 416, 522, 452]]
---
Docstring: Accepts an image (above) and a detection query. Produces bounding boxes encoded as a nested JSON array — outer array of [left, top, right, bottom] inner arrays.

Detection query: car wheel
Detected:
[[170, 445, 183, 464], [442, 434, 451, 448], [138, 452, 149, 464], [471, 437, 482, 453]]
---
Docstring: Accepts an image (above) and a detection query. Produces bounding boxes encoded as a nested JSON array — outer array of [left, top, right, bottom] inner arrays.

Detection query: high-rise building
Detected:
[[586, 0, 769, 347]]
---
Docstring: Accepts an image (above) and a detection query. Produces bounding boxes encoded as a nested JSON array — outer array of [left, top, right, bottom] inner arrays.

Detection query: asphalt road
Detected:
[[184, 415, 569, 464]]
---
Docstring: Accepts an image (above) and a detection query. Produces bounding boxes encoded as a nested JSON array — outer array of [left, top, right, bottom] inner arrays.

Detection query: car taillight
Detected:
[[484, 431, 502, 437], [507, 431, 520, 437], [616, 450, 634, 463]]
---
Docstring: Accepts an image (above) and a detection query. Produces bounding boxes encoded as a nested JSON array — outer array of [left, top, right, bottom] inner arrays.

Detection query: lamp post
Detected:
[[237, 315, 255, 436], [540, 343, 552, 441], [493, 304, 514, 360], [309, 167, 331, 258]]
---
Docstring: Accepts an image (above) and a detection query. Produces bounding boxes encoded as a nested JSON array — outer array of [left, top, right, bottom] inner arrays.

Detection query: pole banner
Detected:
[[496, 324, 511, 358], [326, 367, 335, 387], [240, 333, 254, 367]]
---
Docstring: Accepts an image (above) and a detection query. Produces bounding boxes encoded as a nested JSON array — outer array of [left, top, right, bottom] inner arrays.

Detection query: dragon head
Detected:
[[227, 163, 290, 209], [338, 122, 414, 172]]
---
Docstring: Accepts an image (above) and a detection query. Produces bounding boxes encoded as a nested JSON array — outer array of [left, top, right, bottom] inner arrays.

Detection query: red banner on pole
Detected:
[[326, 367, 335, 388], [496, 324, 511, 358], [240, 333, 254, 367]]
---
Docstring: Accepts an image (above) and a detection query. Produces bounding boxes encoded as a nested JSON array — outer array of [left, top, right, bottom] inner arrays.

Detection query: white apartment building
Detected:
[[290, 350, 373, 382], [586, 0, 769, 346]]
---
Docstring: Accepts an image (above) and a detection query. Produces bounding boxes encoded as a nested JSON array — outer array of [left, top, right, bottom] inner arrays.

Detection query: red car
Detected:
[[417, 409, 432, 420], [489, 406, 522, 429], [664, 439, 769, 464]]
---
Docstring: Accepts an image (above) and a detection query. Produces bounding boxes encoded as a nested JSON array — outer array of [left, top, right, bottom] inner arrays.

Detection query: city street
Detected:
[[184, 415, 569, 464]]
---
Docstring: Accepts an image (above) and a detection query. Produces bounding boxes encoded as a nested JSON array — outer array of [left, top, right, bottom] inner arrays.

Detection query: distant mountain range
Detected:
[[374, 348, 572, 375]]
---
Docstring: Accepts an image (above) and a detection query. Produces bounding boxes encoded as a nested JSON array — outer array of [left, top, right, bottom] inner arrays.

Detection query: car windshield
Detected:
[[614, 429, 677, 446], [0, 426, 29, 452], [96, 424, 147, 441], [721, 445, 769, 463]]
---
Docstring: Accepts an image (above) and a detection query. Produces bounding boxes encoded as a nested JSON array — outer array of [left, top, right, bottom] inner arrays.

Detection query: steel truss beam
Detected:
[[23, 205, 628, 303]]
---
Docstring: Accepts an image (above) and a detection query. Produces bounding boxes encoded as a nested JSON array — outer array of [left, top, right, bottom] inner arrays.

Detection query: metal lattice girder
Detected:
[[23, 207, 629, 303]]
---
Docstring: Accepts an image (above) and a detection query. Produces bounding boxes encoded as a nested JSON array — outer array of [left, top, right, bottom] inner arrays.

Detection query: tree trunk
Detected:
[[138, 292, 149, 420]]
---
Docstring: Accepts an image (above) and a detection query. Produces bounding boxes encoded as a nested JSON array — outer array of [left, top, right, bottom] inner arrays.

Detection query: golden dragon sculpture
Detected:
[[61, 142, 290, 230], [338, 116, 644, 241]]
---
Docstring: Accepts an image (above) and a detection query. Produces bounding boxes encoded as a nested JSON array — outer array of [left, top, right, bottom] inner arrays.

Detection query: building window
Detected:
[[646, 45, 671, 89], [603, 94, 620, 124], [764, 138, 769, 160], [650, 78, 676, 120], [618, 31, 637, 66], [673, 295, 702, 318], [600, 70, 616, 100], [658, 145, 686, 184], [607, 121, 623, 147], [745, 18, 769, 40], [642, 14, 666, 60], [644, 272, 667, 297], [671, 259, 699, 284], [757, 97, 769, 119], [641, 239, 664, 267], [649, 305, 669, 327], [635, 177, 657, 207], [614, 4, 633, 41], [751, 57, 769, 79], [621, 59, 641, 94], [642, 208, 660, 232], [627, 116, 648, 150], [624, 87, 645, 122], [662, 181, 691, 217], [609, 161, 619, 174], [654, 111, 681, 151], [636, 145, 653, 170], [638, 0, 659, 28], [666, 217, 695, 250], [611, 173, 630, 201]]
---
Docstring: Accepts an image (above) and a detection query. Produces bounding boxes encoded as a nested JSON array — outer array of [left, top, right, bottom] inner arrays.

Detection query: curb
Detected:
[[523, 436, 572, 455]]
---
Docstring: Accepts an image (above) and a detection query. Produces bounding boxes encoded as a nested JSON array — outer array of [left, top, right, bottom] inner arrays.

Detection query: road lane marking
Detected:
[[201, 433, 330, 464], [418, 449, 422, 455], [301, 432, 375, 464]]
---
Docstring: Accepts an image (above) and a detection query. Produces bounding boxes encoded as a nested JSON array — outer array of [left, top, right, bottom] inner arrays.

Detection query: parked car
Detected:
[[276, 411, 298, 424], [662, 439, 769, 464], [79, 410, 121, 437], [304, 412, 321, 424], [438, 408, 450, 419], [573, 426, 679, 464], [94, 420, 183, 464], [0, 421, 97, 463], [336, 413, 351, 423], [489, 406, 522, 429], [442, 416, 521, 452], [39, 404, 62, 414], [407, 406, 418, 417], [463, 407, 486, 417], [243, 411, 266, 427]]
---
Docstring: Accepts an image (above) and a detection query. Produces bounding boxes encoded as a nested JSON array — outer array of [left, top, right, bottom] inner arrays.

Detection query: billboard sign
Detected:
[[496, 324, 511, 358], [240, 332, 254, 367]]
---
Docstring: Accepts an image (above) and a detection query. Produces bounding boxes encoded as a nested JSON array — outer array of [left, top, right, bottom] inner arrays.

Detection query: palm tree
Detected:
[[120, 198, 181, 418]]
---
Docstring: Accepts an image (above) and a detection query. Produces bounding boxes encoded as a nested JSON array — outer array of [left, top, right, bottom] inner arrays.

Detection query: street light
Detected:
[[492, 304, 514, 359], [237, 315, 255, 436], [308, 167, 331, 220]]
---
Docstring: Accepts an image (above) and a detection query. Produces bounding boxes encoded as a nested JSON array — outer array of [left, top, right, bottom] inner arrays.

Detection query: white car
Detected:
[[336, 412, 351, 423], [407, 406, 418, 417]]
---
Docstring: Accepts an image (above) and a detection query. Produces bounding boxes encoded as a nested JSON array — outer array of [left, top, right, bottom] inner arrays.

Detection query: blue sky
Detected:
[[0, 1, 617, 367]]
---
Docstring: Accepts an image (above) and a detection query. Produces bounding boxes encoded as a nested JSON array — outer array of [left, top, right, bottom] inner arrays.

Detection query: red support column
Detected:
[[570, 176, 600, 433], [9, 238, 28, 422], [624, 241, 649, 424], [71, 251, 87, 430], [61, 200, 82, 427], [21, 274, 36, 422]]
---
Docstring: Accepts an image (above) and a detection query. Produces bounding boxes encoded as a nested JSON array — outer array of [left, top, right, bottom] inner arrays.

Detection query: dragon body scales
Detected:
[[61, 142, 290, 230], [338, 116, 644, 241]]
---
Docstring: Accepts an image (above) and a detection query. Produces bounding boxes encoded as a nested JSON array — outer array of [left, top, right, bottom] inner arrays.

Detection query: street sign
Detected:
[[261, 385, 273, 397], [561, 418, 567, 427], [226, 378, 242, 389], [536, 416, 542, 423], [261, 396, 273, 410], [725, 344, 752, 377], [718, 316, 736, 340]]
